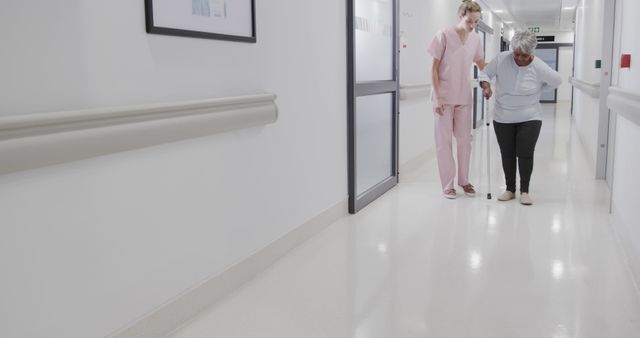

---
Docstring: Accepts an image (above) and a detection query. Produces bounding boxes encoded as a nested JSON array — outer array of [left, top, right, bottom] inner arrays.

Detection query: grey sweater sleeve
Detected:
[[537, 59, 563, 89]]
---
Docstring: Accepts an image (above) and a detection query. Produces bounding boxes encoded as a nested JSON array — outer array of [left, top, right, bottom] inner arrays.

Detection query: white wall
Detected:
[[399, 0, 432, 166], [0, 0, 508, 336], [558, 46, 574, 101], [482, 11, 503, 62], [572, 0, 605, 167], [614, 0, 640, 90], [0, 1, 347, 337], [399, 0, 464, 167], [612, 115, 640, 268], [610, 0, 640, 286]]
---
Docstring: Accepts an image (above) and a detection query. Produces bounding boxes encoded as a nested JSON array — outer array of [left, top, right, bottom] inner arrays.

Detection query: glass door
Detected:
[[534, 46, 559, 103], [347, 0, 399, 214]]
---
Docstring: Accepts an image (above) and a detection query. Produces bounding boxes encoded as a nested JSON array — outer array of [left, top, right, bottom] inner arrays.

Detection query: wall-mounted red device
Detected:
[[621, 54, 631, 68]]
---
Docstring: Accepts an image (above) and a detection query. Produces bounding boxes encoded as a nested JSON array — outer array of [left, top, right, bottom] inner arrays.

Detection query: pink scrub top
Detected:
[[428, 27, 484, 106]]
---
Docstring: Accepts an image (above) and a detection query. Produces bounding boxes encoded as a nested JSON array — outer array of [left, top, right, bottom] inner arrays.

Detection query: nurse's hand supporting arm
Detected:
[[475, 59, 487, 71], [432, 58, 444, 116]]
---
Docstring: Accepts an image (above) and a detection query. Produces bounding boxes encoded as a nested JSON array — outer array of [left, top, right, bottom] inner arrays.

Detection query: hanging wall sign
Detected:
[[536, 36, 555, 42]]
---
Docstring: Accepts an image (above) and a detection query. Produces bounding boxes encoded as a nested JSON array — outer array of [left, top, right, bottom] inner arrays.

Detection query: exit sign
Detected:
[[528, 27, 540, 33]]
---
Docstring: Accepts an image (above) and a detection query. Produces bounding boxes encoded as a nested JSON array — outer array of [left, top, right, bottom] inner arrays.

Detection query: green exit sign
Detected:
[[528, 27, 540, 33]]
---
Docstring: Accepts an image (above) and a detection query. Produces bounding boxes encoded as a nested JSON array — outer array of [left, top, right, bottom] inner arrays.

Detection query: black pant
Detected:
[[493, 120, 542, 193]]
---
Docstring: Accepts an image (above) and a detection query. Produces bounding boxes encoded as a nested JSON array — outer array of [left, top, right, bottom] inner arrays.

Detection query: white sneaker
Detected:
[[497, 191, 515, 201], [520, 193, 533, 205], [460, 184, 476, 197], [443, 189, 457, 199]]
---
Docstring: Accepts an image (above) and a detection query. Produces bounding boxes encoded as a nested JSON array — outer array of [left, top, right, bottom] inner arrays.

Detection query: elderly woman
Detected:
[[480, 31, 562, 205]]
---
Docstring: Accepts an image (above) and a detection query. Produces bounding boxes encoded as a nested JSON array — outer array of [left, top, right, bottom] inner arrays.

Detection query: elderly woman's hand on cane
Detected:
[[480, 81, 492, 99]]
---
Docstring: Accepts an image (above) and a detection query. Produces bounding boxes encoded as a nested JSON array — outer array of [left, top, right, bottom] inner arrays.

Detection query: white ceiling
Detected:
[[481, 0, 578, 32]]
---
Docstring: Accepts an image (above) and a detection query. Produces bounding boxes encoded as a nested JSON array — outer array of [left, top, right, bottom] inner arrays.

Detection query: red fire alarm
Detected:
[[621, 54, 631, 68]]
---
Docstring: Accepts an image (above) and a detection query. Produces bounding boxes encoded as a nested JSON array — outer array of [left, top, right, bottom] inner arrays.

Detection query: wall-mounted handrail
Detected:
[[399, 83, 431, 101], [0, 93, 278, 175], [569, 77, 600, 98], [608, 87, 640, 127]]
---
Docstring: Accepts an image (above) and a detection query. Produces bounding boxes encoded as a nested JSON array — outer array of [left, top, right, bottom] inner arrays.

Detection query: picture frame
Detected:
[[144, 0, 256, 43]]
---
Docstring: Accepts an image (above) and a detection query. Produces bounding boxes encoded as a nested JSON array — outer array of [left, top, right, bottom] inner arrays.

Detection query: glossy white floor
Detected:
[[171, 102, 640, 338]]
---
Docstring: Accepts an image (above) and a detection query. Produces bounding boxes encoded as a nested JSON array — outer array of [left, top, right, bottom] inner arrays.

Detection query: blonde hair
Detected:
[[458, 0, 482, 17]]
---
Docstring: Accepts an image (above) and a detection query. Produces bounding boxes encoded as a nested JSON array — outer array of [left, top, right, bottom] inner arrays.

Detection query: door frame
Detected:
[[346, 0, 400, 214], [535, 44, 560, 103], [597, 0, 617, 181], [472, 29, 487, 129]]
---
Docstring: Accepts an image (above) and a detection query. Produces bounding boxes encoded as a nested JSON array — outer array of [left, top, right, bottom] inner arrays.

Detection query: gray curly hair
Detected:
[[511, 31, 538, 55]]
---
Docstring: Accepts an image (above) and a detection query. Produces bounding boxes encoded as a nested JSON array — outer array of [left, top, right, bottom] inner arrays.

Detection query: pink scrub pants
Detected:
[[434, 104, 472, 191]]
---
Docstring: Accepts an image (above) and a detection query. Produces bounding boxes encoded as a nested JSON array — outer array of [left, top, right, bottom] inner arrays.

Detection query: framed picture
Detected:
[[145, 0, 256, 43]]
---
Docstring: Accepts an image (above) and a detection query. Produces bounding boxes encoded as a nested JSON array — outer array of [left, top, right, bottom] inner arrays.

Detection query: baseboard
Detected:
[[609, 208, 640, 297], [109, 198, 348, 338], [399, 148, 435, 179], [572, 117, 597, 172]]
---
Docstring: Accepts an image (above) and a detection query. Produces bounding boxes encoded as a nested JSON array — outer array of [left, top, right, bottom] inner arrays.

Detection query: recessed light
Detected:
[[494, 9, 504, 13], [563, 6, 574, 10], [504, 21, 513, 24]]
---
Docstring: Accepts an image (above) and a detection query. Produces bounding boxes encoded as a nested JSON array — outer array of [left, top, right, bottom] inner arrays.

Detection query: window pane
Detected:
[[355, 0, 393, 82], [356, 93, 393, 195]]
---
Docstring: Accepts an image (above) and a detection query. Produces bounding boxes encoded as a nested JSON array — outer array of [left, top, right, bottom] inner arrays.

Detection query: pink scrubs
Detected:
[[428, 27, 484, 192]]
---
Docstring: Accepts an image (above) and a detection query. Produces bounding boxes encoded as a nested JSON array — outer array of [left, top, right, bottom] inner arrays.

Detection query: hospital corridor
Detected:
[[1, 0, 639, 337]]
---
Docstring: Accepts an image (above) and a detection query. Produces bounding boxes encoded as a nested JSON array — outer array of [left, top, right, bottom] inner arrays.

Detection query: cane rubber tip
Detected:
[[487, 193, 492, 199]]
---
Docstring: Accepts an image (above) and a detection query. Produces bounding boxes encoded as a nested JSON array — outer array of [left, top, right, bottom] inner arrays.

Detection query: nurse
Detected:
[[428, 0, 487, 199]]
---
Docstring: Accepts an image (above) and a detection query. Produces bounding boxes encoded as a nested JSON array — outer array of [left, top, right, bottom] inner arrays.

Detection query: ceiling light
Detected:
[[563, 6, 574, 10], [494, 10, 504, 13], [504, 21, 513, 24]]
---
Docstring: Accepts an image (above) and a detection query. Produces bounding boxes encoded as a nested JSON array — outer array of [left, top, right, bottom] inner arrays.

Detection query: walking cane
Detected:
[[486, 119, 492, 199], [485, 88, 492, 200]]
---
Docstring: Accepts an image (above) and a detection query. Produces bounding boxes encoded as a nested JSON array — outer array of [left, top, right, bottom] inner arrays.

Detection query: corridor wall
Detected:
[[0, 0, 507, 337], [0, 1, 348, 337], [399, 0, 459, 169], [572, 0, 605, 168], [557, 46, 574, 102], [608, 0, 640, 289], [481, 9, 507, 118]]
